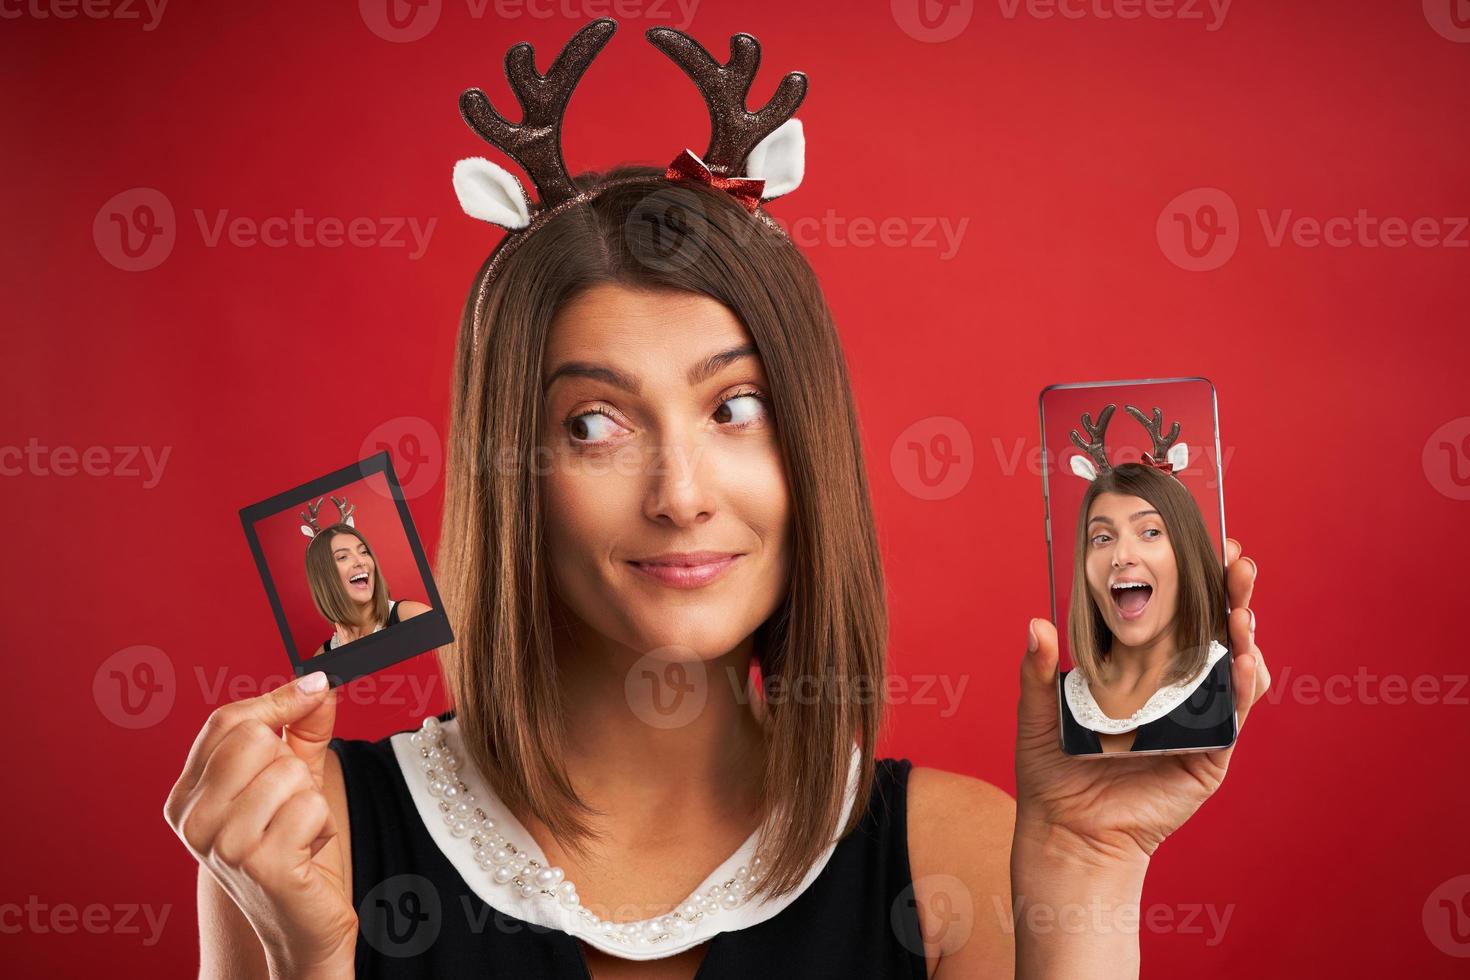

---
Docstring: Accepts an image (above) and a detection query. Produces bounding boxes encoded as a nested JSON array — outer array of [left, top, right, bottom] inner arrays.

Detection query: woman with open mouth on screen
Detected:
[[300, 495, 430, 657], [1060, 409, 1235, 756]]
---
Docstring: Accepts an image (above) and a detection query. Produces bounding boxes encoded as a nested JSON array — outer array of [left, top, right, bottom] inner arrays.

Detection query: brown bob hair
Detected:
[[434, 165, 888, 901], [1068, 462, 1227, 689], [304, 524, 391, 631]]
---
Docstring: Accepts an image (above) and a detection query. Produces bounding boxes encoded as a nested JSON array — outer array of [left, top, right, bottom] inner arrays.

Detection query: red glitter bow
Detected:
[[1140, 452, 1175, 474], [665, 149, 766, 213]]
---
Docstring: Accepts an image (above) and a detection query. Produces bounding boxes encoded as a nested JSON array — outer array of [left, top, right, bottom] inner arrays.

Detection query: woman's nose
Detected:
[[643, 435, 715, 527]]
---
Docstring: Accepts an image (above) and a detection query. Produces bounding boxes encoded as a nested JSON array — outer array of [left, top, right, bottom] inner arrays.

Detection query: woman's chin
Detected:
[[1110, 619, 1163, 648], [629, 620, 748, 662]]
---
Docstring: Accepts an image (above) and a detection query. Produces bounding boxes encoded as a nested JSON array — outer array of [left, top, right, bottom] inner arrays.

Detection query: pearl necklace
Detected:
[[409, 715, 769, 949]]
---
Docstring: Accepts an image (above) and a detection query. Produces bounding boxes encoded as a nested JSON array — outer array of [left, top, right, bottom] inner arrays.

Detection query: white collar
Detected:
[[1064, 640, 1229, 734], [391, 716, 862, 961]]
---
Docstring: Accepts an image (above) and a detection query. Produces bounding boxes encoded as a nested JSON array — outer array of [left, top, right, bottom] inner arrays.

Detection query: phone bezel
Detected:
[[1038, 376, 1237, 758]]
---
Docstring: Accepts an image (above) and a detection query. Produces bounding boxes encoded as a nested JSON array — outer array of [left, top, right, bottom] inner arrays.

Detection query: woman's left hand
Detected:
[[1014, 537, 1272, 865]]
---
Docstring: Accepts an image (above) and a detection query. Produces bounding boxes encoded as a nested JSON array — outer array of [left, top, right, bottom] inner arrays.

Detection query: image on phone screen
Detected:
[[1039, 378, 1237, 757]]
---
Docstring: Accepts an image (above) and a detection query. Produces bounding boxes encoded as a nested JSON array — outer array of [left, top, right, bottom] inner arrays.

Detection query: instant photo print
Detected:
[[239, 451, 452, 687], [1039, 378, 1237, 758]]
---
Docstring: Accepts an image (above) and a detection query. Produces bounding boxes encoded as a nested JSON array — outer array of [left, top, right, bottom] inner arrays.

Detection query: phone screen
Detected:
[[1039, 378, 1236, 757]]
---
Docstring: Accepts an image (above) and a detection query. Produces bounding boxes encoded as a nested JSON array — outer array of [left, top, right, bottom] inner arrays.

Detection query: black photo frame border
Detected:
[[238, 450, 453, 688]]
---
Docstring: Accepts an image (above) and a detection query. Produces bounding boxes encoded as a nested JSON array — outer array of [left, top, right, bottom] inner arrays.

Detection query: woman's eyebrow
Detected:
[[1088, 509, 1160, 527], [543, 343, 760, 394]]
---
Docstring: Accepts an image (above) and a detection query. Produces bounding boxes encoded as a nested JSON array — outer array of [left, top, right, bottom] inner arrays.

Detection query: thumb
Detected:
[[1018, 618, 1060, 735], [281, 671, 339, 784]]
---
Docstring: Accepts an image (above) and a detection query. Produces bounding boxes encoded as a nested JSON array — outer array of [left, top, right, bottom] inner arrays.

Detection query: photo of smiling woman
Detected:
[[164, 19, 1273, 980], [300, 496, 431, 657], [1060, 460, 1235, 755]]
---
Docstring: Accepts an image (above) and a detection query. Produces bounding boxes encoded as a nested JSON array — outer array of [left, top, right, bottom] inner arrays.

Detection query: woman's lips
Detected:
[[626, 554, 741, 589]]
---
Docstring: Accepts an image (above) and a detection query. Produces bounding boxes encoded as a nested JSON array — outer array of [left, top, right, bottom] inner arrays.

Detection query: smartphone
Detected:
[[1039, 378, 1237, 758]]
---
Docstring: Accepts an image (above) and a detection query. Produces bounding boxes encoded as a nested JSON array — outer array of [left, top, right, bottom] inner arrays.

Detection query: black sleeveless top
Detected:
[[1059, 650, 1237, 754], [330, 713, 928, 979]]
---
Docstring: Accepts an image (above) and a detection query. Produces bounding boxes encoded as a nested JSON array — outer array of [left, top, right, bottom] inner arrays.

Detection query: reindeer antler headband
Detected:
[[1068, 404, 1191, 481], [451, 18, 807, 344], [300, 495, 357, 540]]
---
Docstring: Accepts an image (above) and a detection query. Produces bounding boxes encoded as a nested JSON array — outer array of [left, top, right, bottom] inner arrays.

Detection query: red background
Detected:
[[1043, 379, 1224, 669], [5, 1, 1469, 975], [251, 470, 430, 661]]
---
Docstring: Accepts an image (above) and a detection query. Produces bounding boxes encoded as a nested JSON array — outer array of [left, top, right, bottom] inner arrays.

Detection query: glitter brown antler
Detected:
[[329, 495, 356, 526], [1070, 404, 1116, 475], [645, 26, 807, 177], [1125, 405, 1181, 462], [300, 498, 325, 535], [459, 18, 618, 208]]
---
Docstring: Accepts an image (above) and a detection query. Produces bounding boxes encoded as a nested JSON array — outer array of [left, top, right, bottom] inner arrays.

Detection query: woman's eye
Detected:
[[715, 392, 767, 426], [564, 409, 626, 444], [1091, 533, 1112, 547], [1142, 527, 1162, 539]]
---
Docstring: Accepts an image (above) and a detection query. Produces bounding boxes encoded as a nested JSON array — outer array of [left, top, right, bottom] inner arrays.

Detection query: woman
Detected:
[[1060, 462, 1235, 755], [163, 21, 1272, 979], [303, 522, 430, 657]]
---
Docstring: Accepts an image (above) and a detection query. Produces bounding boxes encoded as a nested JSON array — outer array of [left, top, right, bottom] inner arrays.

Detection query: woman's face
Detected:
[[1084, 492, 1179, 650], [330, 532, 375, 606], [540, 284, 793, 660]]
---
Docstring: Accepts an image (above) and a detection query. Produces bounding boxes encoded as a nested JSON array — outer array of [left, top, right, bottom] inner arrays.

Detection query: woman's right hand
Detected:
[[163, 672, 357, 978]]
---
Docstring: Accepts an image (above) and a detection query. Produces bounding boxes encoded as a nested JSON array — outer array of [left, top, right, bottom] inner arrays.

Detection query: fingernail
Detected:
[[1245, 557, 1258, 579], [1026, 619, 1039, 653], [297, 671, 328, 693], [1248, 608, 1257, 635]]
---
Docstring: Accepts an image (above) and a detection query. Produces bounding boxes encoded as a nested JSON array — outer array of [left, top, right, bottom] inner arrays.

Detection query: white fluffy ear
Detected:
[[453, 157, 533, 229], [300, 525, 314, 539], [1070, 455, 1098, 481], [745, 118, 804, 200], [1168, 443, 1189, 471], [346, 515, 355, 528]]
